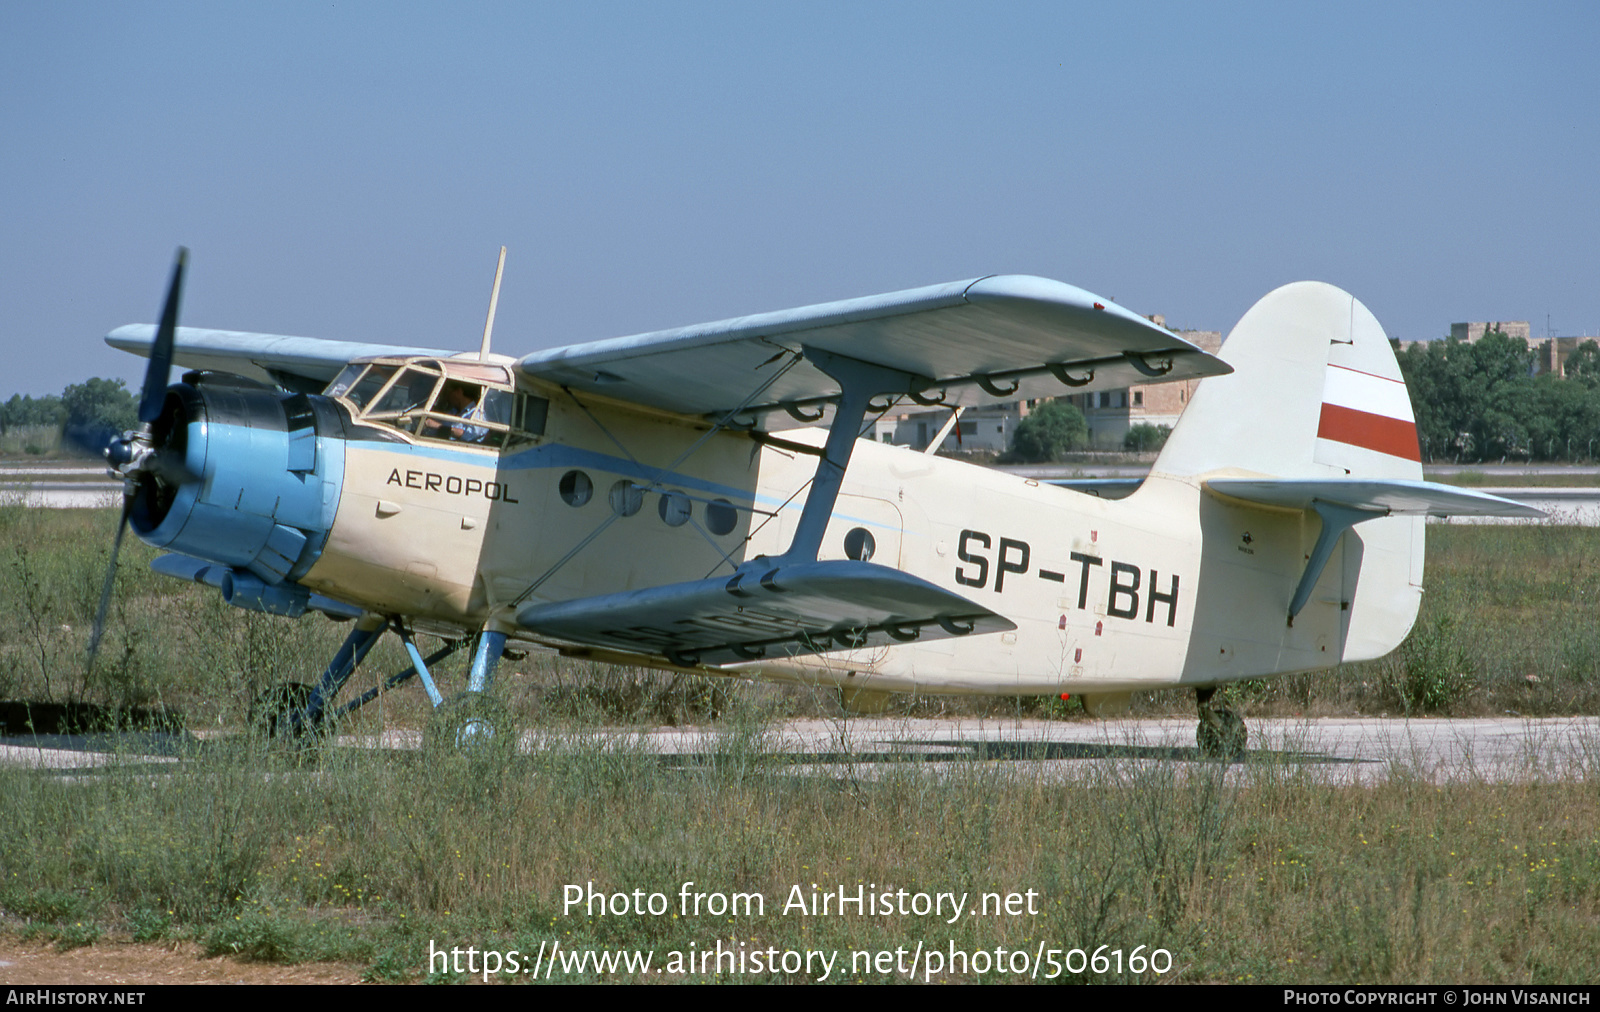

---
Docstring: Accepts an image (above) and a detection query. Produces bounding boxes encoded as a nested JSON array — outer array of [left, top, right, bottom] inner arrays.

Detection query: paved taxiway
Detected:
[[4, 717, 1595, 785], [0, 464, 120, 508]]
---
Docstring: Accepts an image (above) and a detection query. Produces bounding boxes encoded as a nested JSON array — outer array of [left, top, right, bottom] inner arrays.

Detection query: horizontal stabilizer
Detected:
[[1205, 478, 1544, 518], [519, 275, 1231, 419], [515, 559, 1014, 668]]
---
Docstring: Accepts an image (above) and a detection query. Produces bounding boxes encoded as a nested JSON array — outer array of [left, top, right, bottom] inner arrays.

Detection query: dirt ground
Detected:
[[0, 936, 368, 985]]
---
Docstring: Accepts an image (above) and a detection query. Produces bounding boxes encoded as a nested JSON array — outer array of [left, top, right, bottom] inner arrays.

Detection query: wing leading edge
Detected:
[[518, 275, 1232, 420]]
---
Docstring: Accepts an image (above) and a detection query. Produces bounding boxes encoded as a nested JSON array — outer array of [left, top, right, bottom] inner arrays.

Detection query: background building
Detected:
[[874, 316, 1224, 453], [1063, 321, 1222, 450], [1403, 321, 1599, 378]]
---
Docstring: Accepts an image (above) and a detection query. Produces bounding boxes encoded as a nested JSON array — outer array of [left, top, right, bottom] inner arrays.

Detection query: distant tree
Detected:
[[61, 378, 138, 433], [52, 377, 140, 455], [1566, 340, 1600, 384], [1471, 329, 1534, 385], [1123, 423, 1170, 452], [1008, 400, 1088, 462], [0, 393, 65, 432], [1398, 330, 1540, 462]]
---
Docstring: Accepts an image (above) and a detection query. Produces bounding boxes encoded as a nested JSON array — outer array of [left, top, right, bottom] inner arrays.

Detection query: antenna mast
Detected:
[[478, 246, 507, 360]]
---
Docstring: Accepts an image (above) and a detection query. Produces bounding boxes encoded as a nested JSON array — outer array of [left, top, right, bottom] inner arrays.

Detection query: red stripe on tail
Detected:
[[1317, 403, 1420, 461]]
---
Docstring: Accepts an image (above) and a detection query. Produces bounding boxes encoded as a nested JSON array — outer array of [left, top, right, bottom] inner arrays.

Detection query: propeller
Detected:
[[87, 248, 196, 672]]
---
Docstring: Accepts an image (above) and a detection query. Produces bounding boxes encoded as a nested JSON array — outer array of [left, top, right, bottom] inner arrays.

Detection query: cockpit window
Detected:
[[511, 393, 549, 435], [343, 365, 398, 411], [328, 358, 548, 449], [369, 367, 442, 416], [323, 364, 364, 400]]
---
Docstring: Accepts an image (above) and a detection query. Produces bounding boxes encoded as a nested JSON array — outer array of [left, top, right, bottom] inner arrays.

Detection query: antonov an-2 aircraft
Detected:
[[99, 250, 1538, 758]]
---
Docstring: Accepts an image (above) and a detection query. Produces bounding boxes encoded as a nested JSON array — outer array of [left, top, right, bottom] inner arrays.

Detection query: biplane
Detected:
[[98, 249, 1539, 758]]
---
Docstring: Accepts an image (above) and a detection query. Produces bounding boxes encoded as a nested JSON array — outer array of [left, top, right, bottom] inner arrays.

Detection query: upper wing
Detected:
[[519, 275, 1231, 418], [108, 275, 1229, 411], [106, 325, 458, 391]]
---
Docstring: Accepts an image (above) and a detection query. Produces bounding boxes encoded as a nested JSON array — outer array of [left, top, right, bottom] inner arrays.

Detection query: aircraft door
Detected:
[[819, 494, 905, 671]]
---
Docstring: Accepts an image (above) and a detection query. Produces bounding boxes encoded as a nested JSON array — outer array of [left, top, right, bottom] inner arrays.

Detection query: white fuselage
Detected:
[[299, 386, 1422, 697]]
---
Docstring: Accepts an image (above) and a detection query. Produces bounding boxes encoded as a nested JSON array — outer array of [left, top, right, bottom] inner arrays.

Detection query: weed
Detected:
[[53, 921, 102, 953], [1384, 614, 1475, 714], [202, 912, 302, 963], [125, 906, 173, 943]]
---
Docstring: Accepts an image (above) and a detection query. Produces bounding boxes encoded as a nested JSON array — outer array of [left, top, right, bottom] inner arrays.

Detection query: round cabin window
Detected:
[[558, 470, 592, 507], [609, 479, 644, 517]]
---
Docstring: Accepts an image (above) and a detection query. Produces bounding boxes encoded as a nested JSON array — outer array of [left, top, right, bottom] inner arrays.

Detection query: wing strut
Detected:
[[925, 405, 964, 455], [775, 346, 926, 565]]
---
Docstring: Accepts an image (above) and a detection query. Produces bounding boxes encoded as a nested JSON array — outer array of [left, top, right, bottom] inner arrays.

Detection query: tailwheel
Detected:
[[249, 682, 315, 739], [1195, 688, 1247, 762], [425, 691, 516, 765]]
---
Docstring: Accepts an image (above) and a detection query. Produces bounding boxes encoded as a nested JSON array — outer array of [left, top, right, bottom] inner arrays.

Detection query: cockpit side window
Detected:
[[512, 393, 549, 435], [481, 388, 511, 426], [370, 368, 442, 416], [343, 365, 398, 411], [417, 380, 491, 443], [323, 364, 364, 400]]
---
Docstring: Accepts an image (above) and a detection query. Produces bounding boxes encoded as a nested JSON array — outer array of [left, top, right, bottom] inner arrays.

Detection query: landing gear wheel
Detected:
[[249, 682, 314, 739], [424, 692, 515, 765], [1196, 699, 1247, 761]]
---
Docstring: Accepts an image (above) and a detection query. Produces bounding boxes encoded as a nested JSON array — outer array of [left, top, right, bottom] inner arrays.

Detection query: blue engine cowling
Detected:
[[131, 380, 347, 585]]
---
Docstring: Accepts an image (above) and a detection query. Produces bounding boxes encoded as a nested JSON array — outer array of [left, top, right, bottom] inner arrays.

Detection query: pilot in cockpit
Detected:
[[432, 380, 487, 442]]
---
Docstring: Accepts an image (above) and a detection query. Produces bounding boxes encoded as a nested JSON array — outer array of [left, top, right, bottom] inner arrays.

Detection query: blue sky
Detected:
[[2, 1, 1596, 397]]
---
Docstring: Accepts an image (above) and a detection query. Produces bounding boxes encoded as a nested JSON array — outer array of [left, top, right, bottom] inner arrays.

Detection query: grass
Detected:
[[1, 731, 1597, 982], [1430, 470, 1600, 488], [4, 510, 1600, 982], [0, 425, 64, 458]]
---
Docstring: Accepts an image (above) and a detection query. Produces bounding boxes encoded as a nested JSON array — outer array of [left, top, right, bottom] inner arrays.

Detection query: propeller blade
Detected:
[[86, 498, 132, 674], [60, 421, 122, 459], [138, 247, 187, 424]]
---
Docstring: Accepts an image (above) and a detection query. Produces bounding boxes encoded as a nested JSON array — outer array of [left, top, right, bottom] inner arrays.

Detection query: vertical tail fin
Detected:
[[1152, 282, 1425, 675], [1154, 282, 1420, 482]]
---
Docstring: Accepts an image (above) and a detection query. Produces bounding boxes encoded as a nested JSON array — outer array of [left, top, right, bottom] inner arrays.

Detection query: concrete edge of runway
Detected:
[[4, 716, 1596, 785]]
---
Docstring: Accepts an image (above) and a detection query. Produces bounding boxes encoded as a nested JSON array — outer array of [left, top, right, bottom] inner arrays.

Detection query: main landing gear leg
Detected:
[[300, 615, 388, 732], [425, 628, 515, 761], [1195, 686, 1247, 762], [467, 629, 508, 695], [251, 614, 387, 738]]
